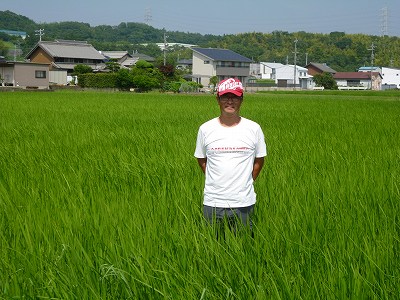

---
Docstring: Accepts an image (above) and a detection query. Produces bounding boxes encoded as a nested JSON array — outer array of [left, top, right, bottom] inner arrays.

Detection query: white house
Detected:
[[258, 62, 313, 89], [334, 72, 382, 90], [191, 47, 252, 87], [381, 67, 400, 89]]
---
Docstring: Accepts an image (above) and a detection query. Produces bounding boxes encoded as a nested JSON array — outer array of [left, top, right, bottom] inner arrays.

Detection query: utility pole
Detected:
[[368, 43, 376, 90], [35, 29, 45, 41], [163, 32, 168, 66], [293, 39, 298, 89], [305, 52, 308, 66]]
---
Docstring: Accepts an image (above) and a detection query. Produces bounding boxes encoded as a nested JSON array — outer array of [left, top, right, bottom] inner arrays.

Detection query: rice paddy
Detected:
[[0, 90, 399, 299]]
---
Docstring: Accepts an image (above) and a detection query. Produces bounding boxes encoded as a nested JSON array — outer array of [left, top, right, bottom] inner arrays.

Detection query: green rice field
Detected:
[[1, 90, 399, 299]]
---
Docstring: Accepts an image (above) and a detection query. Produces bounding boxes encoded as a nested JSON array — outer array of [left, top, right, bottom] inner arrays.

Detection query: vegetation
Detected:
[[1, 10, 400, 71], [312, 72, 338, 90], [0, 90, 399, 299]]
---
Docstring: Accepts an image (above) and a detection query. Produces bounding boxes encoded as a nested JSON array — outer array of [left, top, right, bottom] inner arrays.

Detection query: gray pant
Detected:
[[203, 205, 255, 231]]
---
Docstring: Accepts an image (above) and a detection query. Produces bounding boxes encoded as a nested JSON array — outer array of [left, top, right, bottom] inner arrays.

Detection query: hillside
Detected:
[[1, 10, 400, 71]]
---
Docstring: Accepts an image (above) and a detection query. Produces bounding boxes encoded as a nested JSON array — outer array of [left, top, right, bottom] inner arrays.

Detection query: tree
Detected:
[[105, 58, 120, 73], [132, 74, 160, 92], [73, 64, 93, 75], [116, 68, 133, 90], [313, 72, 338, 90]]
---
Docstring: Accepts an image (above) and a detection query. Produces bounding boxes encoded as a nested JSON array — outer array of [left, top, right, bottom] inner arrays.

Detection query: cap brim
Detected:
[[218, 89, 243, 97]]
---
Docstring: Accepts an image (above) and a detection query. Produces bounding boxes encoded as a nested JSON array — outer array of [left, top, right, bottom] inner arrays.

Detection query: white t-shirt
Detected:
[[194, 117, 267, 208]]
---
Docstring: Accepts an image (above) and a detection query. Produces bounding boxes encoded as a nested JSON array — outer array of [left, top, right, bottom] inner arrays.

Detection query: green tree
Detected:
[[105, 58, 120, 73], [116, 68, 133, 90], [132, 74, 160, 92], [313, 72, 338, 90], [73, 64, 92, 75]]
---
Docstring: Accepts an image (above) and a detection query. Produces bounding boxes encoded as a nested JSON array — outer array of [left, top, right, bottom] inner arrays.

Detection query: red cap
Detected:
[[217, 78, 243, 97]]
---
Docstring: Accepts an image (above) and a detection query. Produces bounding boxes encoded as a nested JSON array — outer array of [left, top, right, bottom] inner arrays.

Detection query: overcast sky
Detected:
[[2, 0, 399, 37]]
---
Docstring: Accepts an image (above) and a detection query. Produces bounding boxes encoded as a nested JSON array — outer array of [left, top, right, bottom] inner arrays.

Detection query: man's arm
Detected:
[[197, 158, 207, 174], [252, 157, 265, 181]]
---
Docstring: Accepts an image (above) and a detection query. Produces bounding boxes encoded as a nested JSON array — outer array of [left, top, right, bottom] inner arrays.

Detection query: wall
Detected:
[[14, 63, 49, 89]]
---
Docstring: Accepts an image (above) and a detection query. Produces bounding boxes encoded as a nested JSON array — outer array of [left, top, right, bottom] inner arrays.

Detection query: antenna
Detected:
[[35, 29, 45, 41]]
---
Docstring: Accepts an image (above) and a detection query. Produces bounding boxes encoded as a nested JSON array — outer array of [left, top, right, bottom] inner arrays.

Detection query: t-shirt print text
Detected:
[[208, 146, 251, 154]]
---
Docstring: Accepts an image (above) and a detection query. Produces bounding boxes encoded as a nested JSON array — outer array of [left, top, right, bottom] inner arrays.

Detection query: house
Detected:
[[100, 50, 135, 68], [334, 72, 382, 90], [176, 59, 192, 71], [0, 29, 27, 39], [358, 66, 382, 74], [131, 51, 156, 64], [100, 50, 156, 69], [25, 40, 106, 84], [305, 62, 336, 76], [191, 47, 252, 87], [380, 67, 400, 90], [258, 62, 313, 89], [0, 60, 50, 89]]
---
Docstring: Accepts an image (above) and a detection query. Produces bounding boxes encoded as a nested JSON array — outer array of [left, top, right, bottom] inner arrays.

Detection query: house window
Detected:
[[35, 70, 46, 78], [347, 80, 360, 86], [204, 60, 210, 64]]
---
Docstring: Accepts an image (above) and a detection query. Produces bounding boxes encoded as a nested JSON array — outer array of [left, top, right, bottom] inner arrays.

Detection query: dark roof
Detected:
[[334, 72, 382, 79], [26, 40, 105, 60], [306, 62, 336, 73], [192, 47, 252, 62]]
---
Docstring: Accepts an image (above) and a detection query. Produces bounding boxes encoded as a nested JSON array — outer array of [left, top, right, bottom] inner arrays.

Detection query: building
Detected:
[[0, 29, 27, 39], [0, 60, 49, 89], [26, 40, 106, 80], [380, 67, 400, 90], [334, 72, 382, 90], [258, 62, 313, 89], [191, 47, 252, 87], [176, 59, 192, 71], [305, 62, 336, 76]]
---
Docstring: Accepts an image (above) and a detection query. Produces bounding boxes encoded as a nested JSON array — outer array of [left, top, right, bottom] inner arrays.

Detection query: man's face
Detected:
[[217, 93, 243, 115]]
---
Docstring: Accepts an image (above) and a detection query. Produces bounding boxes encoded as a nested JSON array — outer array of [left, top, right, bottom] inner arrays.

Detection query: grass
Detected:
[[0, 90, 399, 299]]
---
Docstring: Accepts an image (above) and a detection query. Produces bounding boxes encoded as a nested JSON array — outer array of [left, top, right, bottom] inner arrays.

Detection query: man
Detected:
[[194, 78, 267, 235]]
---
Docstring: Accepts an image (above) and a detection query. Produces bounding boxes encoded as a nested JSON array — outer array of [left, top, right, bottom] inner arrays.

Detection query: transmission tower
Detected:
[[144, 7, 152, 26], [380, 6, 388, 36]]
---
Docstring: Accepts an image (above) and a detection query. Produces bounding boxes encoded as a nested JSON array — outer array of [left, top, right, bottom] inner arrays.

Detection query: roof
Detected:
[[334, 72, 382, 79], [358, 66, 382, 73], [260, 62, 284, 69], [26, 40, 105, 60], [131, 53, 155, 62], [306, 62, 336, 73], [100, 51, 129, 60], [177, 59, 192, 64], [192, 47, 252, 63]]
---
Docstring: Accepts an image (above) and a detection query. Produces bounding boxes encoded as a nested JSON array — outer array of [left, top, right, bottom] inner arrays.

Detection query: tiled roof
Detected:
[[307, 62, 336, 73], [27, 40, 105, 60], [101, 51, 129, 59], [192, 47, 252, 62], [132, 53, 155, 62]]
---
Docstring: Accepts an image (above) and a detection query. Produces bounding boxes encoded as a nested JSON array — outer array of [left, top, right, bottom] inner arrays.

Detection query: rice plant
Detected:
[[0, 90, 399, 299]]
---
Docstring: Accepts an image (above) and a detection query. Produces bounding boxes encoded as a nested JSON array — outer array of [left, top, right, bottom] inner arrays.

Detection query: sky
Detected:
[[2, 0, 400, 37]]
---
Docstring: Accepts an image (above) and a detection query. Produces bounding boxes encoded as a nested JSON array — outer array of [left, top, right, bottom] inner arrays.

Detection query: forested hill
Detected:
[[1, 10, 400, 71]]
